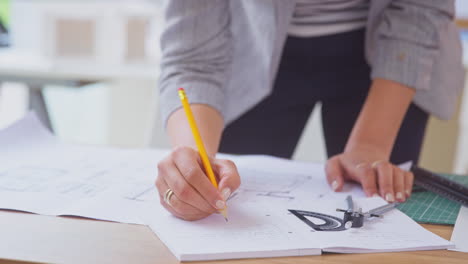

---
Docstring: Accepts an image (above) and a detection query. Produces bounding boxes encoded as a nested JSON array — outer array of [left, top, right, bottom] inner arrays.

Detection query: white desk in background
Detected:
[[0, 49, 159, 146]]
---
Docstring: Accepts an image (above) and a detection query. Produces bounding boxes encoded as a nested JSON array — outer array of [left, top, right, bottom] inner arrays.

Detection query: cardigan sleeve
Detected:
[[158, 0, 232, 127], [370, 0, 457, 91]]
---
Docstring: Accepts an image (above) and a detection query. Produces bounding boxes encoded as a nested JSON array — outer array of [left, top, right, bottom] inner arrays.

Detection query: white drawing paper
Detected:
[[0, 114, 454, 261]]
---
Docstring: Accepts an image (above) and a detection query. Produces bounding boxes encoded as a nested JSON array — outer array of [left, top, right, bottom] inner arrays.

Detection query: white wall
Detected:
[[0, 83, 29, 129], [292, 104, 326, 163], [456, 0, 468, 19], [454, 30, 468, 174], [44, 83, 111, 145]]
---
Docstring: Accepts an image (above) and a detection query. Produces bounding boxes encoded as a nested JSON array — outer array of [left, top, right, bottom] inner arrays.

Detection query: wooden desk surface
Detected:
[[0, 210, 466, 264]]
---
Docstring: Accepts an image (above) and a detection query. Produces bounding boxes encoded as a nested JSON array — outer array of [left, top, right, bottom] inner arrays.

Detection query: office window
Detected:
[[125, 17, 148, 62], [55, 19, 95, 58]]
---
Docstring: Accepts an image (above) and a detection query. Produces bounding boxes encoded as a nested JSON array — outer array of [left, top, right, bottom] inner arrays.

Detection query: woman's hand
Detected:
[[326, 144, 413, 202], [155, 146, 241, 221], [325, 79, 417, 202]]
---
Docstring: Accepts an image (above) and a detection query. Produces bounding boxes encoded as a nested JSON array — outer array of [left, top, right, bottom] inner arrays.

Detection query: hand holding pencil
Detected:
[[155, 88, 241, 221]]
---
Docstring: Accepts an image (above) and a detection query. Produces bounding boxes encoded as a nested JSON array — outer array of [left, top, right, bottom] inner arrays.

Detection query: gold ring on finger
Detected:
[[371, 160, 384, 168], [355, 162, 367, 169], [163, 188, 175, 207]]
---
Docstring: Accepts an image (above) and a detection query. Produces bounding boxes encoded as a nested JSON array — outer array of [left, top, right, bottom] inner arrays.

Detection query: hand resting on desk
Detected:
[[326, 146, 413, 203]]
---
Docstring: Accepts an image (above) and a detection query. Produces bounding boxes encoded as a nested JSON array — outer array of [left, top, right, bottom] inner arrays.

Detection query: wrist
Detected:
[[167, 105, 224, 156], [344, 140, 391, 160], [345, 78, 415, 157]]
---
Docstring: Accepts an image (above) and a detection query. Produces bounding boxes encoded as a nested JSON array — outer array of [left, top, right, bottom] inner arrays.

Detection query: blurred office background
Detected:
[[0, 0, 468, 174]]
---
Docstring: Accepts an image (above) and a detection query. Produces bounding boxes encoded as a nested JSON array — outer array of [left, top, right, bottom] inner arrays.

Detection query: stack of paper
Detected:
[[450, 206, 468, 252], [0, 114, 167, 224]]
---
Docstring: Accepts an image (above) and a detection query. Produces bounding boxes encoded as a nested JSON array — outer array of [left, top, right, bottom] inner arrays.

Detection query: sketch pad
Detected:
[[143, 156, 453, 261], [143, 184, 452, 260]]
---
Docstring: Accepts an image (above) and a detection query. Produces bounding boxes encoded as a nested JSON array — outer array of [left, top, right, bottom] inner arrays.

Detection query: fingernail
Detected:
[[216, 200, 226, 210], [385, 193, 395, 202], [405, 190, 411, 197], [396, 192, 404, 201], [372, 193, 380, 198], [331, 180, 339, 191], [221, 188, 231, 200]]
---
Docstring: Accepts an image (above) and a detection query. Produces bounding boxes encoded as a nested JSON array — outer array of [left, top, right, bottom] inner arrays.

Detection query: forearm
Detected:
[[345, 78, 416, 157], [166, 104, 224, 156]]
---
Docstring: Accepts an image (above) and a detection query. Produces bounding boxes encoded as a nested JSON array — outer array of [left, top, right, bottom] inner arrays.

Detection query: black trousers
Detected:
[[219, 29, 429, 165]]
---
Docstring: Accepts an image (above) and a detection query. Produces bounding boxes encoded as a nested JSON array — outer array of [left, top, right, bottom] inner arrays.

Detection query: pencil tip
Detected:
[[220, 208, 228, 222]]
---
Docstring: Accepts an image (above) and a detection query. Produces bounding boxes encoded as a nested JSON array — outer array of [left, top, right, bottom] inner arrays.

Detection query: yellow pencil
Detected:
[[178, 88, 228, 221]]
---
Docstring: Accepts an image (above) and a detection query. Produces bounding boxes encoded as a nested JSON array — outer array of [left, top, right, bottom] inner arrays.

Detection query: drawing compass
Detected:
[[336, 195, 399, 228]]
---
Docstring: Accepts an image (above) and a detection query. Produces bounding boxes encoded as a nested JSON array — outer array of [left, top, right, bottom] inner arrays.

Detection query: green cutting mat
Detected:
[[397, 174, 468, 225]]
